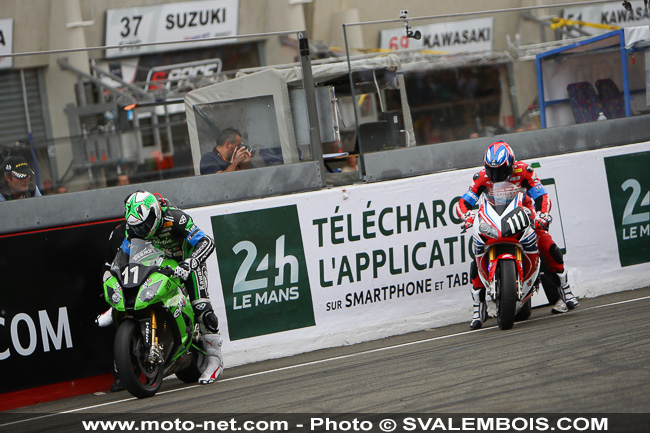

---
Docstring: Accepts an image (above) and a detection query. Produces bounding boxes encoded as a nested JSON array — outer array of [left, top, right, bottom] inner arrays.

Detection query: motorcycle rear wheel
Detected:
[[114, 320, 165, 398], [496, 260, 517, 330]]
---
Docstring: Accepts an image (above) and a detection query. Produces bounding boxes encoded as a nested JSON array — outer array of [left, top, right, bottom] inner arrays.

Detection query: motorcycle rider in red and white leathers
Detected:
[[456, 141, 579, 330]]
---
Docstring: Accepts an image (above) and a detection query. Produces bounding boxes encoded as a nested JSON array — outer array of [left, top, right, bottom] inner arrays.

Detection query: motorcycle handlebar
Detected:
[[159, 266, 174, 277]]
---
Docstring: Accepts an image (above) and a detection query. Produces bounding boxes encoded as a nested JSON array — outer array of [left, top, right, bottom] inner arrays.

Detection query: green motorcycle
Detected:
[[103, 238, 207, 398]]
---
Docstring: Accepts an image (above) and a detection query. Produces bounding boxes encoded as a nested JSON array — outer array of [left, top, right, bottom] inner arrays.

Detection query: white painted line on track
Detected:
[[3, 294, 649, 428]]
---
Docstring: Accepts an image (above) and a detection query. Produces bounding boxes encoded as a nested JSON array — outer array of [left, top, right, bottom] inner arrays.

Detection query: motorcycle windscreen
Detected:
[[486, 182, 525, 214], [110, 239, 165, 288]]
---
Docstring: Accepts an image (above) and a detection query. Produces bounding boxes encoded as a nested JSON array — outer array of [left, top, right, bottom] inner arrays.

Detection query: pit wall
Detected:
[[1, 141, 648, 395]]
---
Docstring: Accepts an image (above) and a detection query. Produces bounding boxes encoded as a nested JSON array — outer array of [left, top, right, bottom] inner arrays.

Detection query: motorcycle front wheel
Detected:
[[496, 260, 517, 330], [114, 320, 165, 398]]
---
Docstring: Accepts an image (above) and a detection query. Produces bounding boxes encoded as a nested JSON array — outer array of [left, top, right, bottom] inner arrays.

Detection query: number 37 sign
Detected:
[[105, 0, 239, 58]]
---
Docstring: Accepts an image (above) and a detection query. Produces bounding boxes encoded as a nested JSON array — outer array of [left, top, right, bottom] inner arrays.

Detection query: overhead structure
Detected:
[[184, 53, 416, 176]]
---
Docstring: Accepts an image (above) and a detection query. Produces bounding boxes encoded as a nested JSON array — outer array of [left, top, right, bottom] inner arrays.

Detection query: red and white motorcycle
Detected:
[[465, 182, 541, 330]]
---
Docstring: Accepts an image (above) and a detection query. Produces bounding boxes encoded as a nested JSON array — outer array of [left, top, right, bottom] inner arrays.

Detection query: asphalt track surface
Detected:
[[3, 287, 650, 432]]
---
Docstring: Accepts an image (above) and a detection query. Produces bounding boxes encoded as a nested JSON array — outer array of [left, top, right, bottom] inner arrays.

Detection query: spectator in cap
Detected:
[[0, 156, 42, 201]]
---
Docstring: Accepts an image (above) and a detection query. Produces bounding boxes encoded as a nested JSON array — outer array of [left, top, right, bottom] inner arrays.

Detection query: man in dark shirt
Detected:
[[199, 127, 252, 174]]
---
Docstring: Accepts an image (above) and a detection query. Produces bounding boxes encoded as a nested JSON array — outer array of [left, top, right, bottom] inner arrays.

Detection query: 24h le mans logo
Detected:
[[211, 205, 315, 340], [604, 151, 650, 267]]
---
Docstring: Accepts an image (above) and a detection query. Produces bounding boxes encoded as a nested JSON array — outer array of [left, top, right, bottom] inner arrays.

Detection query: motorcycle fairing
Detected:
[[473, 186, 540, 311], [103, 240, 196, 363]]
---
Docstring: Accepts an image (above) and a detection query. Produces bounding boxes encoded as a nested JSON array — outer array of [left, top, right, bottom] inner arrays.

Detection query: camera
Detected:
[[237, 143, 255, 156], [407, 28, 421, 40], [399, 10, 408, 19]]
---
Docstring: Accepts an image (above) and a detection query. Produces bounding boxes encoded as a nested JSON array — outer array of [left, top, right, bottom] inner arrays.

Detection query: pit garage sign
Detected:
[[380, 17, 493, 54], [0, 19, 13, 69], [563, 0, 650, 37], [145, 59, 223, 93], [105, 0, 239, 58]]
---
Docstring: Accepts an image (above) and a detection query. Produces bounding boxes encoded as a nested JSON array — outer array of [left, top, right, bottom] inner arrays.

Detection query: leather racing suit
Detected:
[[120, 198, 223, 384], [456, 161, 578, 327]]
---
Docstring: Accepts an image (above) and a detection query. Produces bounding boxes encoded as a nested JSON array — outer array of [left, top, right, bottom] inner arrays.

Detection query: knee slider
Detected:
[[192, 299, 219, 334], [202, 311, 220, 334], [192, 299, 211, 315], [549, 243, 564, 265]]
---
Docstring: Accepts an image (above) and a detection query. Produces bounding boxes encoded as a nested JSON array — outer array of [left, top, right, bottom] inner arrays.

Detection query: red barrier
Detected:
[[0, 374, 114, 412]]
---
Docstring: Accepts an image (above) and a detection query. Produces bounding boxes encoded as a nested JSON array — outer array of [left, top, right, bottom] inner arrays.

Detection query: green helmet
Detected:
[[124, 190, 162, 239]]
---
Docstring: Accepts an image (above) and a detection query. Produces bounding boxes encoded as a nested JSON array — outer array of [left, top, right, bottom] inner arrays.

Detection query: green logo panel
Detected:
[[604, 151, 650, 267], [211, 205, 315, 340]]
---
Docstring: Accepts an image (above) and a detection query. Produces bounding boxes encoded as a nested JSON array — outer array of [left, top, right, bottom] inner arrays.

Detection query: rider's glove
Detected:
[[174, 259, 194, 280], [534, 212, 553, 230], [461, 211, 475, 229]]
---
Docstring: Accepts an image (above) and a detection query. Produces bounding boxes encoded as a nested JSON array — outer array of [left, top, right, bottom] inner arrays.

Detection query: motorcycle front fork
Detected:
[[514, 248, 523, 298], [486, 247, 524, 299], [147, 310, 163, 364]]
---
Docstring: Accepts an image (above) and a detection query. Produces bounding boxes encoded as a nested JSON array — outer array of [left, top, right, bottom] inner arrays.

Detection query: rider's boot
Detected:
[[469, 287, 487, 330], [557, 270, 579, 310], [551, 299, 568, 314], [192, 299, 224, 384], [110, 361, 125, 392], [199, 333, 224, 385]]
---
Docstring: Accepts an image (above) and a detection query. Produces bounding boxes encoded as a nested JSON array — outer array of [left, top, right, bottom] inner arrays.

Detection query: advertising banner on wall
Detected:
[[379, 18, 493, 54], [604, 150, 650, 267], [0, 221, 118, 393], [183, 141, 650, 366], [0, 18, 13, 69], [105, 0, 239, 58], [211, 205, 316, 340]]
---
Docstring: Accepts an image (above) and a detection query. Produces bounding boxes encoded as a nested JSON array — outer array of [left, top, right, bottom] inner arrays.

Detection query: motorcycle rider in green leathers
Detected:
[[119, 190, 223, 384]]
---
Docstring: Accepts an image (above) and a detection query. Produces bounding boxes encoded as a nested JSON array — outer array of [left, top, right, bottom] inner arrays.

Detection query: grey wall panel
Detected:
[[0, 161, 322, 235], [363, 115, 650, 182]]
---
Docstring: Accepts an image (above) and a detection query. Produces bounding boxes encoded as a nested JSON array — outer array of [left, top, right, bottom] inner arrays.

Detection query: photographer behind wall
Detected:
[[200, 127, 254, 174]]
